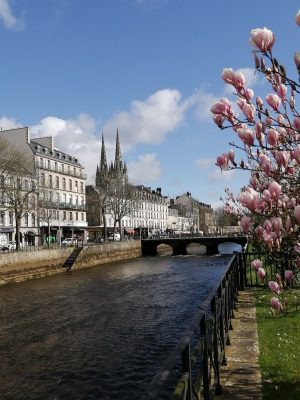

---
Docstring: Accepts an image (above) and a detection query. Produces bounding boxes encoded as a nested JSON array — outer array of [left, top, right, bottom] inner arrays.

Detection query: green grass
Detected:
[[254, 287, 300, 400]]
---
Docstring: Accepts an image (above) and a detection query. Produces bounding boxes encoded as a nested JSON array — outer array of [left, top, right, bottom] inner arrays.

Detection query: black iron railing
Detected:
[[243, 251, 299, 287], [144, 252, 245, 400]]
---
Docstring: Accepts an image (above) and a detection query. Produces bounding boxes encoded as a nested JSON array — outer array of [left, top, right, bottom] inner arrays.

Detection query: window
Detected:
[[75, 180, 78, 192], [62, 178, 66, 190], [54, 162, 57, 171], [32, 213, 36, 226], [76, 212, 78, 221], [61, 163, 64, 172], [56, 176, 59, 188], [24, 179, 28, 190], [41, 173, 45, 186], [49, 175, 53, 188], [70, 211, 73, 220], [39, 158, 43, 167], [25, 213, 29, 227], [69, 179, 72, 191], [63, 211, 66, 221], [81, 213, 84, 221], [48, 160, 51, 169], [0, 211, 4, 226], [80, 182, 83, 193], [9, 212, 13, 225]]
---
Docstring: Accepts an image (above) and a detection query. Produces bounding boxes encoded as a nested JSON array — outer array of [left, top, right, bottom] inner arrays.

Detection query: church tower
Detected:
[[96, 133, 108, 186], [96, 130, 128, 187]]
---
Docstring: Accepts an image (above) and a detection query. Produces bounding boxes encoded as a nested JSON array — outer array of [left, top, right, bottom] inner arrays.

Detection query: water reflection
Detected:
[[0, 254, 231, 400]]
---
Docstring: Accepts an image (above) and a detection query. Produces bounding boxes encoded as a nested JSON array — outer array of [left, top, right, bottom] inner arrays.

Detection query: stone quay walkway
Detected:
[[217, 290, 262, 400]]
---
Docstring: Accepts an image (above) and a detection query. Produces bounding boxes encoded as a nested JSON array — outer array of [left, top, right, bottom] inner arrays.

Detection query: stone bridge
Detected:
[[141, 235, 248, 256]]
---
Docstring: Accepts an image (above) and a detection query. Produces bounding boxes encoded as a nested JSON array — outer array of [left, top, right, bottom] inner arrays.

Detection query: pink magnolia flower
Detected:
[[270, 297, 283, 311], [255, 225, 264, 240], [284, 270, 294, 282], [294, 205, 300, 224], [268, 281, 281, 294], [256, 96, 264, 109], [237, 127, 254, 146], [249, 27, 275, 53], [295, 10, 300, 27], [266, 93, 281, 112], [216, 153, 229, 170], [294, 242, 300, 254], [251, 259, 262, 271], [228, 149, 235, 163], [274, 151, 289, 169], [239, 188, 259, 211], [257, 267, 266, 281], [211, 98, 232, 117], [272, 217, 282, 235], [241, 215, 251, 233], [221, 68, 246, 91], [245, 89, 254, 101], [268, 181, 281, 201], [267, 129, 279, 146], [292, 144, 300, 164], [276, 83, 287, 101], [294, 52, 300, 72], [213, 114, 224, 128]]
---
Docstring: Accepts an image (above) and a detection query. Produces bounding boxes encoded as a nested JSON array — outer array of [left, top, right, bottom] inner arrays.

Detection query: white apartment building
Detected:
[[0, 127, 87, 245]]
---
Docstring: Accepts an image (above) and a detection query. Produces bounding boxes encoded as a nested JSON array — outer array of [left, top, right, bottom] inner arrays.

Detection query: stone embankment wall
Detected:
[[0, 241, 142, 286]]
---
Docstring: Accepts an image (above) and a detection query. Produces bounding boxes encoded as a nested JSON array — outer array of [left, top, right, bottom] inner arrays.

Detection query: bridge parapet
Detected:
[[141, 236, 247, 256]]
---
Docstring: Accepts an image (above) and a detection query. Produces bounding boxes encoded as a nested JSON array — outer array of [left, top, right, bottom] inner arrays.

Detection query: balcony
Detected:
[[36, 162, 87, 179], [59, 202, 86, 211]]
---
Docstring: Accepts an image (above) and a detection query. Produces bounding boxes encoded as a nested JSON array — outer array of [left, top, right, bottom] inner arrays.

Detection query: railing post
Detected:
[[181, 340, 192, 400], [211, 297, 222, 395], [200, 316, 211, 400]]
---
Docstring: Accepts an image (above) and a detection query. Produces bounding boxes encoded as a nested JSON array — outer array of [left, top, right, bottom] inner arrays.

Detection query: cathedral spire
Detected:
[[115, 129, 122, 169], [96, 133, 108, 186], [100, 133, 108, 173]]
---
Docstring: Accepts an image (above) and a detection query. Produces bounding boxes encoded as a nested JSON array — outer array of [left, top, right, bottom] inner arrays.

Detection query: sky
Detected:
[[1, 0, 300, 208]]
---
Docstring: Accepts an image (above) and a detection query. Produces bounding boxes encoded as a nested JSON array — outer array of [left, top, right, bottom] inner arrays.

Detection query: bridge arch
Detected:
[[141, 236, 247, 257]]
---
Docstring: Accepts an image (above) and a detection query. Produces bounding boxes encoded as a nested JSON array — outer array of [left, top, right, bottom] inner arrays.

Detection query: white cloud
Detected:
[[0, 0, 24, 30], [30, 114, 102, 184], [128, 153, 162, 184], [188, 89, 219, 121], [0, 116, 22, 130], [102, 89, 188, 150], [208, 168, 235, 182], [195, 158, 214, 169]]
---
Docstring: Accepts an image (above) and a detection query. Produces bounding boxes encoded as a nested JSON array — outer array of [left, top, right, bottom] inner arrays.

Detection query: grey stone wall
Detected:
[[0, 241, 142, 286]]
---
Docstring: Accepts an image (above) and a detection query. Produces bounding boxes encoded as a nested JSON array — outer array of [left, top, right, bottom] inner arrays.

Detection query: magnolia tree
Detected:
[[211, 10, 300, 314]]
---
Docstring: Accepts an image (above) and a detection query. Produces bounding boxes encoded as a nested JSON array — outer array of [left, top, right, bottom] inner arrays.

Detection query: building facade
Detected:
[[0, 127, 87, 245]]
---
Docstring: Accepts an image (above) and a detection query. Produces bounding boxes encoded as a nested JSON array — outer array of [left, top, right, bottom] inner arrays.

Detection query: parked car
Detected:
[[1, 241, 23, 251], [108, 233, 121, 242], [61, 238, 77, 246]]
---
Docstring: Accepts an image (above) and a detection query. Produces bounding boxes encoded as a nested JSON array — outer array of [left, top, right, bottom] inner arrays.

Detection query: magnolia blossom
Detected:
[[250, 27, 275, 53], [295, 9, 300, 27], [251, 259, 262, 271], [241, 215, 251, 233], [277, 83, 287, 101], [268, 280, 281, 294], [294, 205, 300, 224], [267, 129, 279, 146], [216, 154, 229, 170], [221, 68, 246, 91], [266, 93, 281, 112], [270, 297, 283, 311], [237, 127, 255, 146], [294, 51, 300, 72], [239, 188, 259, 211], [268, 181, 281, 201], [257, 267, 266, 281], [284, 270, 294, 282]]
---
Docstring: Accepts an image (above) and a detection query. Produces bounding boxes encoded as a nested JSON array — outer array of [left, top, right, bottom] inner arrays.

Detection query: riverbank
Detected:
[[0, 241, 142, 286]]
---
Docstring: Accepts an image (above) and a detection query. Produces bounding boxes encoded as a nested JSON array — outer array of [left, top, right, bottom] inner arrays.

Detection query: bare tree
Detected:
[[108, 181, 134, 240], [0, 145, 36, 250], [86, 182, 111, 241]]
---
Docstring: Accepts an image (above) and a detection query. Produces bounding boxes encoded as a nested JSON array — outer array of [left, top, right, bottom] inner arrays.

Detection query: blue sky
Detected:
[[1, 0, 300, 207]]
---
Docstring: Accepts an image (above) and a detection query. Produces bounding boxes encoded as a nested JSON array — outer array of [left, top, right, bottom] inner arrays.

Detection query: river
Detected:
[[0, 250, 232, 400]]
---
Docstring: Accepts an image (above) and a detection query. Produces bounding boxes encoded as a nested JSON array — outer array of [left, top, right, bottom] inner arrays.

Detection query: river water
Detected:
[[0, 251, 232, 400]]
